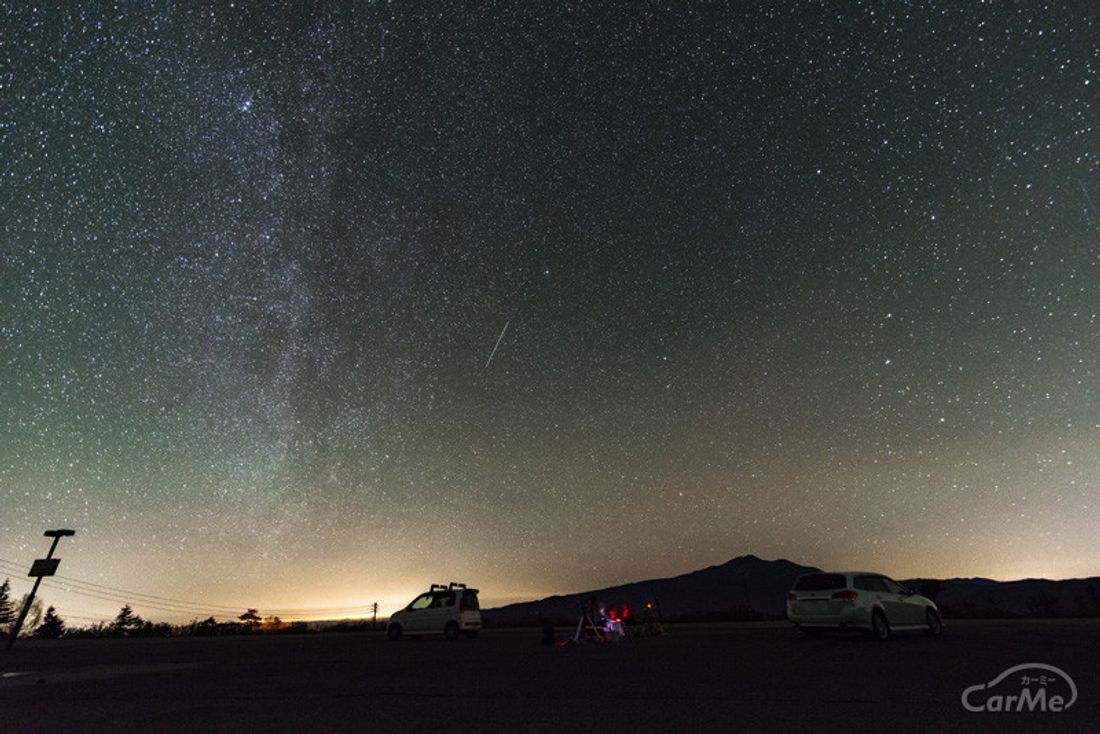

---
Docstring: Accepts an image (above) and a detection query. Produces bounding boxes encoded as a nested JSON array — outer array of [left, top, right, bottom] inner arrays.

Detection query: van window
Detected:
[[461, 590, 479, 610], [408, 593, 432, 610]]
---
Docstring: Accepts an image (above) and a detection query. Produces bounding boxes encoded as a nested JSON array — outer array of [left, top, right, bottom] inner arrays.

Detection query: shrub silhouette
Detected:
[[261, 615, 289, 633]]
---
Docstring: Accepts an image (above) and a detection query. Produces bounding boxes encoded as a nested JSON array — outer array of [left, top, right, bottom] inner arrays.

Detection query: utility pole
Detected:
[[6, 529, 76, 650], [371, 602, 379, 630]]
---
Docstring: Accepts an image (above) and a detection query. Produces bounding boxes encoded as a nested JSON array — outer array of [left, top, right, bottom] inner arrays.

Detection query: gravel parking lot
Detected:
[[1, 620, 1095, 733]]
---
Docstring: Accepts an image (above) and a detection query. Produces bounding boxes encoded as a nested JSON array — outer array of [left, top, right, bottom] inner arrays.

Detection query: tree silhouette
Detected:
[[194, 616, 218, 635], [0, 578, 13, 626], [239, 608, 261, 627], [112, 604, 143, 633], [35, 606, 65, 638]]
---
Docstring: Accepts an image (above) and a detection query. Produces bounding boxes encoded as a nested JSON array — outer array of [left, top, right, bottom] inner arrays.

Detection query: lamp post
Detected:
[[5, 529, 76, 650]]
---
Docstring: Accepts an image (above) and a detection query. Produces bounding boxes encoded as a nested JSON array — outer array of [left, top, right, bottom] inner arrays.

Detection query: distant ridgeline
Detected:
[[483, 555, 817, 626], [902, 577, 1100, 619], [481, 555, 1100, 626]]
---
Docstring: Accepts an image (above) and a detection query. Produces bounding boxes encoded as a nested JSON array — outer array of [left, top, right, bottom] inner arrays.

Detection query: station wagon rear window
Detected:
[[793, 574, 846, 591]]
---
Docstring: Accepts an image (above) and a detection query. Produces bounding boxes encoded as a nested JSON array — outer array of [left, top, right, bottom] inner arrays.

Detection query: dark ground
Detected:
[[0, 620, 1095, 733]]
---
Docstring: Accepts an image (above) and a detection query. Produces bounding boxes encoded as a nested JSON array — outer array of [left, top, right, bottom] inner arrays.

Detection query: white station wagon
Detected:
[[787, 571, 943, 640]]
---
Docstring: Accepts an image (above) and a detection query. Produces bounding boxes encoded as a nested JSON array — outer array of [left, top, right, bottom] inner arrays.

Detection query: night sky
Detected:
[[3, 2, 1099, 623]]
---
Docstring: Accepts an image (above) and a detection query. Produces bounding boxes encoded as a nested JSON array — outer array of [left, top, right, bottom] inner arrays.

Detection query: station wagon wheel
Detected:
[[925, 609, 943, 637], [871, 609, 890, 641], [444, 621, 460, 640], [387, 623, 402, 641]]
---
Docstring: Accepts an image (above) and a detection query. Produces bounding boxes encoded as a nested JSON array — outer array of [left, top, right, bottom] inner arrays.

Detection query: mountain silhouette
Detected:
[[484, 555, 819, 625]]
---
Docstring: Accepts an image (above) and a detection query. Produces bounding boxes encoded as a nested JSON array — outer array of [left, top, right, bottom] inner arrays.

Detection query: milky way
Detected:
[[2, 2, 1099, 622]]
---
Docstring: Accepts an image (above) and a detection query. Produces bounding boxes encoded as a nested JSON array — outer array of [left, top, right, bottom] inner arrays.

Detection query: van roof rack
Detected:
[[430, 582, 473, 591]]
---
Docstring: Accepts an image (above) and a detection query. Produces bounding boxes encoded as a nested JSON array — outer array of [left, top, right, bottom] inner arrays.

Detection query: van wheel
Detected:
[[925, 609, 943, 637], [444, 621, 460, 640], [464, 631, 479, 639], [871, 610, 890, 641], [387, 624, 402, 641]]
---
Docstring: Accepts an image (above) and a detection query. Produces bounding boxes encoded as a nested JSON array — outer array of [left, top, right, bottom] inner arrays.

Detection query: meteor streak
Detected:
[[483, 319, 511, 369]]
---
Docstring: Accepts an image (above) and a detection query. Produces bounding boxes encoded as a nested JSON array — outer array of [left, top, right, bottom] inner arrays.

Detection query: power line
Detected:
[[0, 558, 249, 612], [20, 578, 378, 620], [0, 557, 380, 614], [0, 567, 238, 616], [38, 583, 254, 617], [40, 579, 376, 618], [6, 578, 236, 616], [55, 613, 111, 623], [0, 558, 380, 617], [3, 572, 237, 615]]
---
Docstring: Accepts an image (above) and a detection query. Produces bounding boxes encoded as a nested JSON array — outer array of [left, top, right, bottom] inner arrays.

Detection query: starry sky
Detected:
[[2, 2, 1099, 623]]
